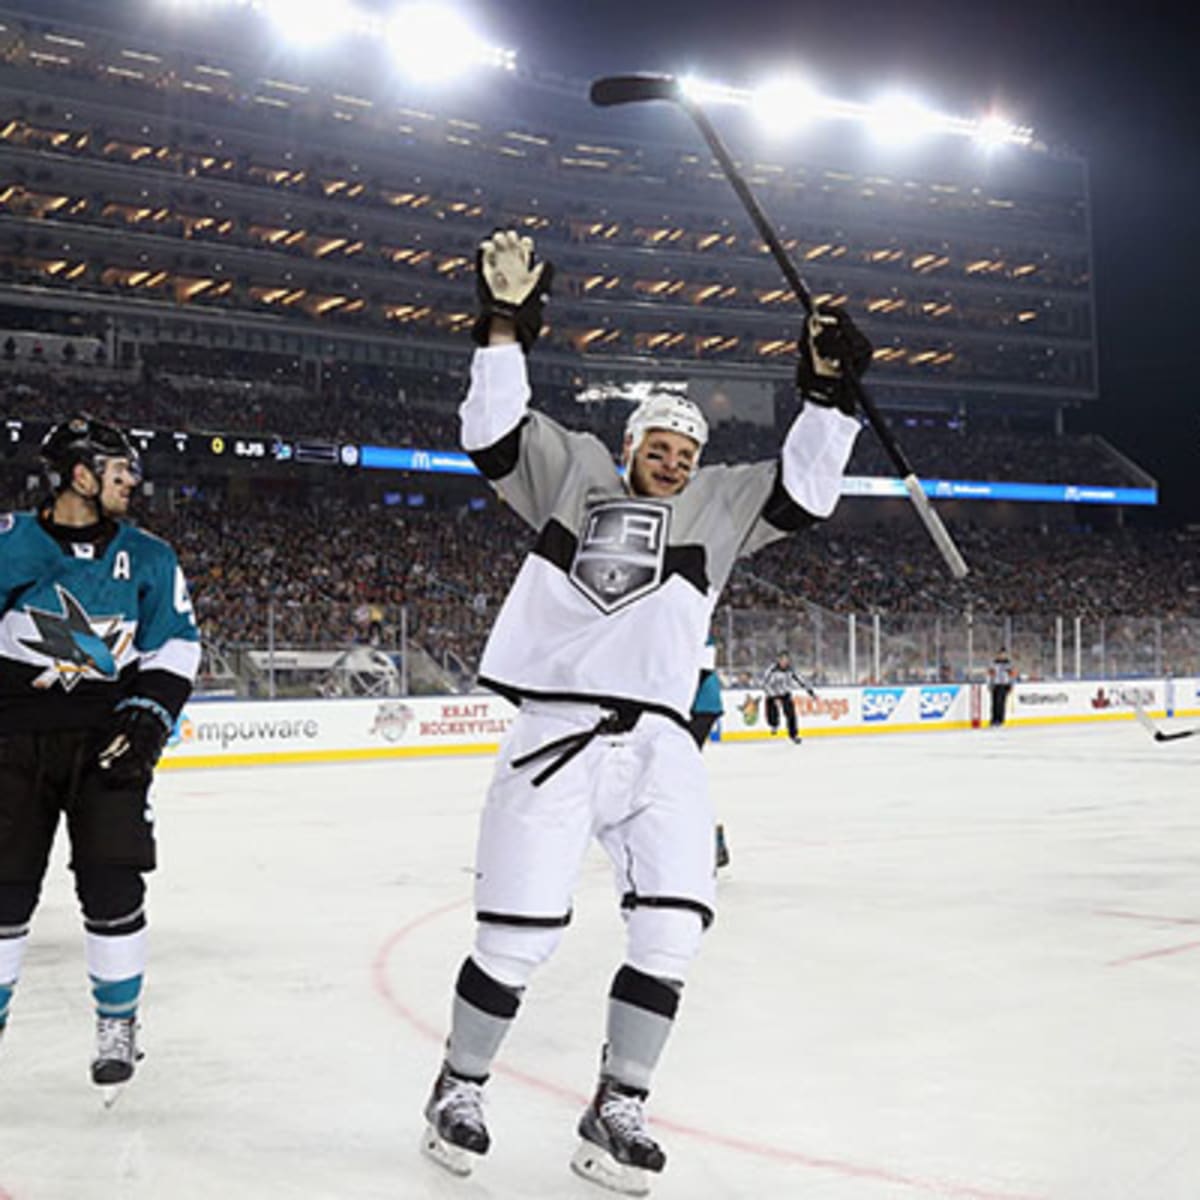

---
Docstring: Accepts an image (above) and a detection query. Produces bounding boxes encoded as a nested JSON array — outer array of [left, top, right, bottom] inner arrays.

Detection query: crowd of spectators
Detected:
[[163, 504, 1200, 682], [146, 494, 529, 671], [739, 522, 1200, 620], [102, 494, 1200, 663], [2, 453, 1195, 679], [1, 357, 1143, 485]]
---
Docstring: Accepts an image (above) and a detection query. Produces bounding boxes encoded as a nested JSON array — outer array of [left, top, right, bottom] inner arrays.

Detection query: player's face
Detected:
[[628, 429, 699, 498], [97, 456, 140, 517]]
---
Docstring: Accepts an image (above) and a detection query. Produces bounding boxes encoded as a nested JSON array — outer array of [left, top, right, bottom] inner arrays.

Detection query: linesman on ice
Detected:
[[421, 231, 872, 1194]]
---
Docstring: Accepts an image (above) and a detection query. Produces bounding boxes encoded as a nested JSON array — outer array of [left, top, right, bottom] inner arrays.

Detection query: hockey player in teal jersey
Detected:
[[0, 414, 199, 1097], [686, 638, 730, 870]]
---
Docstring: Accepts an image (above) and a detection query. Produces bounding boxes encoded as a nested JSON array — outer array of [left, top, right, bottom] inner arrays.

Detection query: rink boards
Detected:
[[156, 677, 1200, 769]]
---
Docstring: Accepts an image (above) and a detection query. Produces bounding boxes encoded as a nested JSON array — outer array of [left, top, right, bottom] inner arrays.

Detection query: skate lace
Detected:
[[599, 1090, 653, 1145], [96, 1016, 135, 1063], [438, 1076, 485, 1125]]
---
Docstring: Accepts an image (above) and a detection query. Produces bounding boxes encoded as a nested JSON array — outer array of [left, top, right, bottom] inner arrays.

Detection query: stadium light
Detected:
[[865, 92, 941, 145], [750, 76, 820, 137], [387, 4, 514, 82], [679, 70, 1037, 150], [679, 74, 743, 107], [261, 0, 356, 45], [973, 111, 1024, 149], [159, 0, 516, 73]]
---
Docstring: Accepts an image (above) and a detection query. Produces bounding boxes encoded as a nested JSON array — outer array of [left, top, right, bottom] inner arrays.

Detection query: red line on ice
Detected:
[[1107, 939, 1200, 968], [1095, 909, 1200, 927], [372, 899, 1046, 1200]]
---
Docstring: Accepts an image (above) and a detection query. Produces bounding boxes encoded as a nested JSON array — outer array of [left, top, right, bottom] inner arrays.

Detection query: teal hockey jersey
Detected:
[[0, 511, 199, 734]]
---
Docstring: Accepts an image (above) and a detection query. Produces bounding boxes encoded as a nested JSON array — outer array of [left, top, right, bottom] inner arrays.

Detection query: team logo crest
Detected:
[[738, 693, 761, 725], [570, 500, 669, 613], [18, 584, 132, 691]]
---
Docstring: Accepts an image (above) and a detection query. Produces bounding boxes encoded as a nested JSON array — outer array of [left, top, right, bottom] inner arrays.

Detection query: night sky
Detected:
[[489, 0, 1197, 526]]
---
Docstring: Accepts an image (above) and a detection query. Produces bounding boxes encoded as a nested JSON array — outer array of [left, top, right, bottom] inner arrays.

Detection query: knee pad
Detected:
[[0, 880, 40, 929], [73, 864, 145, 933], [473, 921, 566, 990], [625, 906, 705, 983]]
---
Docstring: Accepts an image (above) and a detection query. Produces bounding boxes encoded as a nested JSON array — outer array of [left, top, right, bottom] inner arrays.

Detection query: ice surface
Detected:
[[1, 722, 1198, 1199]]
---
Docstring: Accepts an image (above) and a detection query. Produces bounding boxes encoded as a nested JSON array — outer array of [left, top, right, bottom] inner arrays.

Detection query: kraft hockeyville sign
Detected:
[[156, 679, 1200, 769]]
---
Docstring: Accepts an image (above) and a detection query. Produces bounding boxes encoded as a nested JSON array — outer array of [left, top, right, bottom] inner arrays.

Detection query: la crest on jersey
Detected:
[[570, 500, 669, 613]]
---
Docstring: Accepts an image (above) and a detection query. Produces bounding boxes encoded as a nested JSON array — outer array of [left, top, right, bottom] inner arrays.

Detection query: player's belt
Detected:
[[510, 703, 642, 787]]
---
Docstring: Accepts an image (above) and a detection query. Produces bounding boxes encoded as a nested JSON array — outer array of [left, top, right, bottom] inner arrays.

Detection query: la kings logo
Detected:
[[570, 500, 669, 613]]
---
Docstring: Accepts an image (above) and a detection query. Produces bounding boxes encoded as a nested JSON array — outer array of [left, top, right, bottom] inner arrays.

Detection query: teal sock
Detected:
[[90, 974, 142, 1020]]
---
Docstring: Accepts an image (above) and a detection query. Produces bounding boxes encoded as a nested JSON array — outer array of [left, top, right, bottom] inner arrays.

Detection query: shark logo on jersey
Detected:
[[570, 500, 669, 613], [17, 584, 132, 691]]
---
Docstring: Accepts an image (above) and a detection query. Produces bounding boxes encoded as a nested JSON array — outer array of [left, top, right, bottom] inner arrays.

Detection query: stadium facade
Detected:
[[1, 2, 1098, 426]]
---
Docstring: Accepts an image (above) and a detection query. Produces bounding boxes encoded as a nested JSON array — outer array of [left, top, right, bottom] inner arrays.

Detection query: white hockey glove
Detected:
[[471, 229, 555, 353]]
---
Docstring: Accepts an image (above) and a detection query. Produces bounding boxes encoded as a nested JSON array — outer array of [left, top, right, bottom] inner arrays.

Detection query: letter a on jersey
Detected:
[[570, 500, 668, 613]]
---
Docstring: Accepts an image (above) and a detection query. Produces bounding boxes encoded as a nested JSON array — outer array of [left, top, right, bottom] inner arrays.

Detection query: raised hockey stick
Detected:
[[590, 73, 969, 580], [1133, 700, 1199, 742]]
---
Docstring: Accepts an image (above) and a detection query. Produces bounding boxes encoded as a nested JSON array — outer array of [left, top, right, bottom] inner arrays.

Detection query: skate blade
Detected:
[[99, 1082, 128, 1109], [420, 1124, 475, 1177], [570, 1141, 651, 1197]]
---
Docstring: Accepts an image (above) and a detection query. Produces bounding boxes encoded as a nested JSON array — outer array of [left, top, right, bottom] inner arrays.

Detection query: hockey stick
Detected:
[[1133, 700, 1199, 742], [590, 73, 969, 580]]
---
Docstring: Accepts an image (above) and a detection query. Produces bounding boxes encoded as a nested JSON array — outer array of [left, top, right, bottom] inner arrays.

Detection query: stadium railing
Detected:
[[192, 600, 1200, 698]]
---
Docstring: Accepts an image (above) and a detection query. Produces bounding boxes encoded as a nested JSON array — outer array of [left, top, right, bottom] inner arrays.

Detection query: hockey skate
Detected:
[[571, 1078, 665, 1196], [421, 1064, 490, 1177], [92, 1015, 142, 1107], [714, 824, 730, 870]]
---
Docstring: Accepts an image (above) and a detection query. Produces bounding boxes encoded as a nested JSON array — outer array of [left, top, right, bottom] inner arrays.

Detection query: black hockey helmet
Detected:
[[40, 413, 142, 493]]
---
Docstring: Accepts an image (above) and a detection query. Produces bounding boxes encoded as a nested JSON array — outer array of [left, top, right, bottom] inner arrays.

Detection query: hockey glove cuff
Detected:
[[96, 697, 173, 788], [795, 307, 874, 417], [471, 229, 555, 353]]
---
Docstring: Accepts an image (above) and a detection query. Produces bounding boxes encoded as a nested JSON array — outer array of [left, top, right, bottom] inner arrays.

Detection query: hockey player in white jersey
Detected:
[[0, 415, 199, 1101], [420, 230, 871, 1193]]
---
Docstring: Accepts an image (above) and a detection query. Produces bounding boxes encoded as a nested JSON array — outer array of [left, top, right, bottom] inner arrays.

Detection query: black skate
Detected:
[[420, 1064, 490, 1176], [715, 823, 730, 870], [92, 1015, 142, 1106], [571, 1078, 665, 1196]]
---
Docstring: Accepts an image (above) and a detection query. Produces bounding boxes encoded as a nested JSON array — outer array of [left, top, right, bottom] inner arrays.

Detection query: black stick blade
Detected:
[[590, 74, 679, 107]]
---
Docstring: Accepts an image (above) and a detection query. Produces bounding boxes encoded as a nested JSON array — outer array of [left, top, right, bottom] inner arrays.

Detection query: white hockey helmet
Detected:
[[623, 393, 709, 471]]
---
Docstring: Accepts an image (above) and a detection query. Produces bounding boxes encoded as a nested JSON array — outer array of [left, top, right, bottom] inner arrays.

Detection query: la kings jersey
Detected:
[[461, 345, 859, 723], [0, 511, 200, 734]]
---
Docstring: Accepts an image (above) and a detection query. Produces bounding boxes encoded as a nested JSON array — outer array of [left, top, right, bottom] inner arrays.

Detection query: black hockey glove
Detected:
[[795, 307, 874, 417], [470, 229, 555, 353], [96, 697, 173, 788]]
